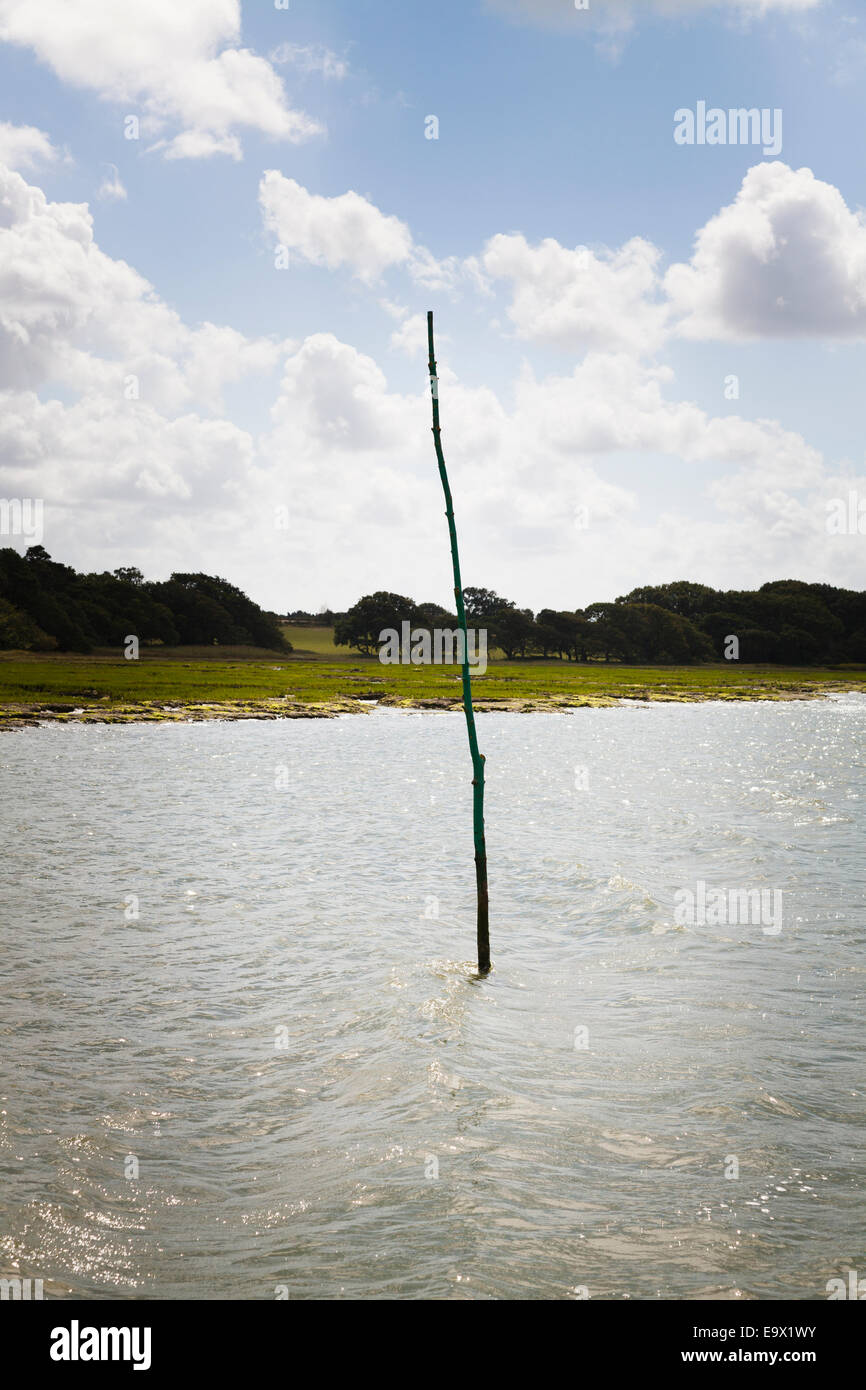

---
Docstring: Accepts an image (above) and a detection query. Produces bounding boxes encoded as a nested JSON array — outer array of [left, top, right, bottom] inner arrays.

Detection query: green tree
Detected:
[[334, 591, 422, 655], [462, 587, 515, 620], [488, 608, 536, 659], [0, 596, 55, 650]]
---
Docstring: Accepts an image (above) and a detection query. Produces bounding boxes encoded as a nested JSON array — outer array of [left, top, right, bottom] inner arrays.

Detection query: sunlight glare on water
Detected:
[[1, 696, 864, 1299]]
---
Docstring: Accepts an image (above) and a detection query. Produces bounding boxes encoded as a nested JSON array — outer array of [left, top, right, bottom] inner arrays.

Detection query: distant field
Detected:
[[0, 641, 864, 724], [280, 624, 344, 655], [281, 624, 514, 660]]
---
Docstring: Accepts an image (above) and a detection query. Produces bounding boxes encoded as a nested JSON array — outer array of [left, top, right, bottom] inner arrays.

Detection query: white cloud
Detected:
[[269, 333, 415, 456], [0, 163, 287, 407], [482, 233, 668, 354], [486, 0, 821, 34], [253, 330, 849, 609], [259, 173, 464, 289], [408, 245, 462, 293], [259, 172, 414, 281], [270, 42, 348, 81], [0, 389, 254, 504], [389, 313, 429, 358], [159, 130, 243, 162], [1, 158, 860, 610], [0, 166, 150, 389], [0, 162, 303, 589], [0, 0, 322, 159], [510, 352, 822, 488], [666, 162, 866, 340], [379, 298, 409, 322], [0, 120, 62, 171], [263, 163, 866, 352], [96, 163, 126, 201], [0, 158, 285, 523]]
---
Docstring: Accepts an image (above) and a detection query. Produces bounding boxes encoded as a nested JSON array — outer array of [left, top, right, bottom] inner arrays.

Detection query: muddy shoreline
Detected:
[[0, 684, 859, 729]]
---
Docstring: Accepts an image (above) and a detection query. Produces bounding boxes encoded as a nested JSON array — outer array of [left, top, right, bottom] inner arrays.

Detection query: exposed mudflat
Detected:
[[0, 682, 858, 729]]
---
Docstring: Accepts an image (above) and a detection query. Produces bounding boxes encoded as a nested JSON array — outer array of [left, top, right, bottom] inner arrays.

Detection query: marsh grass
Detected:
[[1, 639, 863, 720]]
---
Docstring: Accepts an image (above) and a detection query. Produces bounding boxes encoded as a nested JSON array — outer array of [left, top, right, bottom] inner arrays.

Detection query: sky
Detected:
[[0, 0, 865, 615]]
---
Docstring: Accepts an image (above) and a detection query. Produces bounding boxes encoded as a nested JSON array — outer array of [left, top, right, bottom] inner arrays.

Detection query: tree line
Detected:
[[0, 547, 291, 653], [333, 581, 866, 666], [3, 551, 863, 664]]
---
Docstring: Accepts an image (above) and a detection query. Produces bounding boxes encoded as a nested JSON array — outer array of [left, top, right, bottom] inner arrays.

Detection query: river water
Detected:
[[1, 696, 864, 1300]]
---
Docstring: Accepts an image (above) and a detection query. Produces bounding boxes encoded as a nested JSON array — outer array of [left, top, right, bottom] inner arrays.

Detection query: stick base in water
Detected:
[[475, 851, 491, 974]]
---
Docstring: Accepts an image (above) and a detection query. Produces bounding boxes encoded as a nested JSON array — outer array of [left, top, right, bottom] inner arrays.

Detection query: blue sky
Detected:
[[0, 0, 864, 613]]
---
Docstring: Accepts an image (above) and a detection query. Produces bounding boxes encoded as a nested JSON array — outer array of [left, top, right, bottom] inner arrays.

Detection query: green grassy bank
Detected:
[[0, 629, 863, 727]]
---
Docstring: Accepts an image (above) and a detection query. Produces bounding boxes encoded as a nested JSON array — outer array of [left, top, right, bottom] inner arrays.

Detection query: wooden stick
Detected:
[[427, 311, 491, 975]]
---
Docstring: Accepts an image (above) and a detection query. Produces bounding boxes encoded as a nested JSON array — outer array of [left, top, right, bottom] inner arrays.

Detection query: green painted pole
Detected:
[[427, 311, 491, 975]]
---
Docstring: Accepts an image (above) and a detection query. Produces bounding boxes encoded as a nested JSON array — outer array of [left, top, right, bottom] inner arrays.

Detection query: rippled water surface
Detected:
[[1, 697, 864, 1300]]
